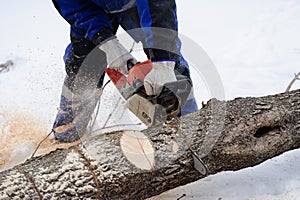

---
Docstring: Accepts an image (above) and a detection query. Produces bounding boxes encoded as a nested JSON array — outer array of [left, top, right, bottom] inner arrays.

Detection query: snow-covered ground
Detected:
[[1, 0, 300, 199]]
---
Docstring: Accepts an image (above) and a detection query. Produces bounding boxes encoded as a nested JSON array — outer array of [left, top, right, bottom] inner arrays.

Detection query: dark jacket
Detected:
[[53, 0, 178, 60]]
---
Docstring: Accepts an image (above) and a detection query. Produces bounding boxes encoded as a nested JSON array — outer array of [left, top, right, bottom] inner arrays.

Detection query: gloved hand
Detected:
[[144, 61, 177, 96], [99, 38, 136, 74]]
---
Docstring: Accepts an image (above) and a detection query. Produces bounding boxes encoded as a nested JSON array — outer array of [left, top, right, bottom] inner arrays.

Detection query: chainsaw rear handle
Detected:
[[127, 60, 136, 70], [150, 77, 192, 103], [154, 77, 192, 117], [127, 60, 192, 112]]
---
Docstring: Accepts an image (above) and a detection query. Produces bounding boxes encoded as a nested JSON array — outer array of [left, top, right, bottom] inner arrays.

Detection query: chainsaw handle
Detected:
[[127, 60, 136, 70]]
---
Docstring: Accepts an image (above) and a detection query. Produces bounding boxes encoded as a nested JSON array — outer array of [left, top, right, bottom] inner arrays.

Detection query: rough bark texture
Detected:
[[1, 89, 300, 199]]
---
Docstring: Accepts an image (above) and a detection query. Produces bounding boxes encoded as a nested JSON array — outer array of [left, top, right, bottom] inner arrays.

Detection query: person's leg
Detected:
[[175, 40, 198, 116], [174, 60, 199, 115], [53, 32, 106, 142]]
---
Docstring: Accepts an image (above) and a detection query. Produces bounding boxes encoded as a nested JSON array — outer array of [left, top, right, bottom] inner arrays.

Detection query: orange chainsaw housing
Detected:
[[106, 60, 153, 89], [127, 59, 153, 86]]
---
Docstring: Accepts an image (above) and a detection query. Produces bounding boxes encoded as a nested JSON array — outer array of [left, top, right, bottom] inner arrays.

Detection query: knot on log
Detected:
[[254, 125, 282, 138]]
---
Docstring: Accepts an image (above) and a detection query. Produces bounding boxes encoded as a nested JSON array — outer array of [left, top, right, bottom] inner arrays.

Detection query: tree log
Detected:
[[1, 89, 300, 199]]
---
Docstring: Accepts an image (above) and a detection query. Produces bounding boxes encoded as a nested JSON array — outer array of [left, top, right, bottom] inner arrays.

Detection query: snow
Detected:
[[1, 0, 300, 199]]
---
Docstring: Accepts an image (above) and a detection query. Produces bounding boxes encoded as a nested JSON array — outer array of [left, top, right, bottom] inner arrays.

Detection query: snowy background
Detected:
[[1, 0, 300, 199]]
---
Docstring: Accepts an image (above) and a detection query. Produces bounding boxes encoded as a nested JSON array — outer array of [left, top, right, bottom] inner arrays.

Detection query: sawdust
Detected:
[[0, 111, 79, 171], [33, 135, 81, 157]]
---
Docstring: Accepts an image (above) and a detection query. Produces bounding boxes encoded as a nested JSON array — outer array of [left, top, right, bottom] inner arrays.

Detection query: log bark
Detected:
[[1, 89, 300, 200]]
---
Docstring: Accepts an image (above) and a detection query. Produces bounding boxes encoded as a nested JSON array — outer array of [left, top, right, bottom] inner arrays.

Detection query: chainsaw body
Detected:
[[106, 60, 191, 126]]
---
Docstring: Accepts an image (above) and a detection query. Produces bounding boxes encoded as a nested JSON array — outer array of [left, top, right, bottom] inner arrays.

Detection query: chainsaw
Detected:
[[106, 60, 192, 126], [106, 60, 209, 176]]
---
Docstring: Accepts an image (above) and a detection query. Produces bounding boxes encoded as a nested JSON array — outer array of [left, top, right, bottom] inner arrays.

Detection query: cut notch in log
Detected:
[[120, 130, 155, 170]]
